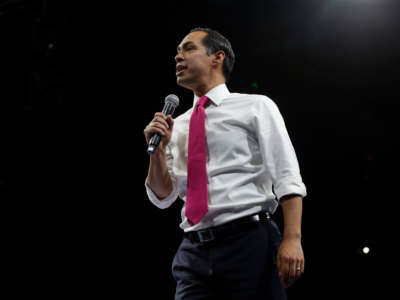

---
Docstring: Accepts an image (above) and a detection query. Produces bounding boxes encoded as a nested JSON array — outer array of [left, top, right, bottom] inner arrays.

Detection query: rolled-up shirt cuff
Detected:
[[145, 181, 179, 209], [274, 176, 307, 202]]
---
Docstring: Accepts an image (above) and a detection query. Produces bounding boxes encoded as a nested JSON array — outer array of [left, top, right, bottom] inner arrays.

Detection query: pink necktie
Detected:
[[185, 96, 210, 226]]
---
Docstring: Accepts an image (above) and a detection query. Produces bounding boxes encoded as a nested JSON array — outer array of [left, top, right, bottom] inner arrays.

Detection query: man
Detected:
[[144, 27, 307, 299]]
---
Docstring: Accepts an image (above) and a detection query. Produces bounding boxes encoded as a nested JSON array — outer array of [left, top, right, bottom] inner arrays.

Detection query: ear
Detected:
[[212, 50, 226, 66]]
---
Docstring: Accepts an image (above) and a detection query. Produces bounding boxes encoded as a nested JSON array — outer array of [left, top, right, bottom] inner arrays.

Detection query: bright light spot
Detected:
[[362, 246, 370, 254]]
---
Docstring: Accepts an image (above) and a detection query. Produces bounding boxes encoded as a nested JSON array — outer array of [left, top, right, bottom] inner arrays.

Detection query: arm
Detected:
[[277, 194, 304, 288], [253, 97, 307, 287], [146, 150, 173, 199], [281, 194, 302, 240]]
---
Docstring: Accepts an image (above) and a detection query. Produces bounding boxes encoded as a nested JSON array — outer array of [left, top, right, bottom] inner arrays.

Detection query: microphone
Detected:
[[147, 94, 180, 155]]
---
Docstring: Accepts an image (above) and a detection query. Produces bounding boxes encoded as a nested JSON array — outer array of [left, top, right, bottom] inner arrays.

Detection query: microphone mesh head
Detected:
[[165, 94, 179, 107]]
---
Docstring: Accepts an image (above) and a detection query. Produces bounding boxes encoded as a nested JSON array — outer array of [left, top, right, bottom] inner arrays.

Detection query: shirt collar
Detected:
[[192, 83, 230, 107]]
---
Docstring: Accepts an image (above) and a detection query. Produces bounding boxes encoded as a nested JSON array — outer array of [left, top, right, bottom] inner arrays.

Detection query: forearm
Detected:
[[146, 150, 173, 199], [280, 194, 303, 240]]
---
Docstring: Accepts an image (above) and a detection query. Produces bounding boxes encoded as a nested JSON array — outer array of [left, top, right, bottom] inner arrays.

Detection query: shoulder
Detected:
[[226, 92, 279, 112]]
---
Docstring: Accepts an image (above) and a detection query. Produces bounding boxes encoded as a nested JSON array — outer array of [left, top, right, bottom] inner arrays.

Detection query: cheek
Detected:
[[190, 58, 209, 74], [189, 54, 208, 66]]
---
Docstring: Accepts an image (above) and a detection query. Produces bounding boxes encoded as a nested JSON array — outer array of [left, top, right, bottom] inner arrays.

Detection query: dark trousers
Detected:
[[171, 216, 287, 300]]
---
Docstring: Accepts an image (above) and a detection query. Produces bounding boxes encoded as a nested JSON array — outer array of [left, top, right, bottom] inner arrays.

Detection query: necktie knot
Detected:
[[197, 96, 209, 108]]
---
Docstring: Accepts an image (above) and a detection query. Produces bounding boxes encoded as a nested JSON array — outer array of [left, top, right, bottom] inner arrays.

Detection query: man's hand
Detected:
[[144, 112, 174, 154], [277, 237, 304, 288]]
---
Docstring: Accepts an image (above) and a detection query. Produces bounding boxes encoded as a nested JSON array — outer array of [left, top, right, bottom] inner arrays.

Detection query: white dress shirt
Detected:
[[145, 83, 307, 232]]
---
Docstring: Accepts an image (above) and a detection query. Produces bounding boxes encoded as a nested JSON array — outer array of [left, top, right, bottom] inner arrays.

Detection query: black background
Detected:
[[3, 0, 398, 298]]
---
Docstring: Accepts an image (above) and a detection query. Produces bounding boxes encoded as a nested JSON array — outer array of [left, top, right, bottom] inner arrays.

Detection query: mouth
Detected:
[[176, 65, 187, 76]]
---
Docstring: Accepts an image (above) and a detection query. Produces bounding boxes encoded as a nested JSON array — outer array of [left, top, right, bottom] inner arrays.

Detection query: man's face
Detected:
[[175, 31, 213, 89]]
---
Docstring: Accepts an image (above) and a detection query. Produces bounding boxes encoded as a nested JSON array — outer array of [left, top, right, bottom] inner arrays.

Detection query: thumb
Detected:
[[166, 115, 174, 129]]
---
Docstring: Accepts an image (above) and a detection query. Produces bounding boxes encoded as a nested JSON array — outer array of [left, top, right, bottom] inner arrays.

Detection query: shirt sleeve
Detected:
[[144, 143, 180, 209], [254, 96, 307, 201]]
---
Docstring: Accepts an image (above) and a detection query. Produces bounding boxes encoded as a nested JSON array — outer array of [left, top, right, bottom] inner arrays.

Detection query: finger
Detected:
[[277, 258, 282, 278], [166, 115, 174, 128], [281, 272, 290, 289], [294, 263, 302, 280], [151, 123, 168, 136], [151, 116, 169, 130], [288, 259, 297, 284], [147, 121, 167, 136], [154, 112, 166, 119], [277, 253, 285, 278], [279, 257, 291, 287], [153, 116, 170, 129], [154, 112, 168, 122]]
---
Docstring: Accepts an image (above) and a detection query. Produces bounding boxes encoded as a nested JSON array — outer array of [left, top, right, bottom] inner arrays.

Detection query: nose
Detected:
[[175, 52, 184, 63]]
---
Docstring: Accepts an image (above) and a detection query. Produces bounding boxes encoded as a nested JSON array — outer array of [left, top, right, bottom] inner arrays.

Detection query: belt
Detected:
[[184, 212, 271, 244]]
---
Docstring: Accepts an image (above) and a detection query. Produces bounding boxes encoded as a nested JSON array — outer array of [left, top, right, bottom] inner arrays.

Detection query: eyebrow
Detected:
[[177, 41, 196, 53]]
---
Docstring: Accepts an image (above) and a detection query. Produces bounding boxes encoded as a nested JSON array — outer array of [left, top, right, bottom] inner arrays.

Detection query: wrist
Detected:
[[283, 232, 302, 241], [150, 147, 166, 161]]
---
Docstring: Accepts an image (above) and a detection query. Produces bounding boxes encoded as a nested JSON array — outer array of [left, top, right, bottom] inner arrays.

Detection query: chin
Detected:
[[176, 77, 191, 89]]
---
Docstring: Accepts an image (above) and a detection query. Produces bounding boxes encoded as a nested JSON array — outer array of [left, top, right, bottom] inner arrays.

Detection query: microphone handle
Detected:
[[147, 103, 177, 155]]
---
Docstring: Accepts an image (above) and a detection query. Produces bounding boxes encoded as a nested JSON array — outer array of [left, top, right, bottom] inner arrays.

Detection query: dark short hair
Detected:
[[190, 27, 235, 82]]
